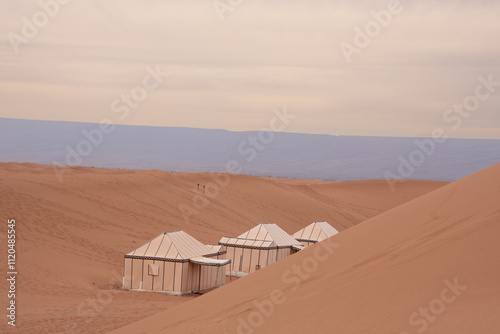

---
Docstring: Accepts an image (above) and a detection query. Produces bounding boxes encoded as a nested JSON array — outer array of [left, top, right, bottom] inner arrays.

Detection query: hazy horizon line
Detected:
[[2, 116, 499, 141]]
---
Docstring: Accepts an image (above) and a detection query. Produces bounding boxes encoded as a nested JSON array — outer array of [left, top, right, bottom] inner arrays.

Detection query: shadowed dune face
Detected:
[[0, 163, 446, 333], [109, 163, 500, 334]]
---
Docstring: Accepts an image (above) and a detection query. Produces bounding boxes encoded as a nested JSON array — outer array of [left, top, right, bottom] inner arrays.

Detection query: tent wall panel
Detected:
[[259, 249, 269, 268], [205, 267, 211, 290], [213, 266, 220, 287], [250, 249, 261, 273], [224, 245, 294, 275], [206, 267, 213, 290], [214, 267, 222, 286], [276, 249, 283, 262], [164, 261, 175, 292], [154, 261, 162, 289], [187, 263, 196, 292], [242, 248, 252, 273], [187, 263, 194, 291], [126, 258, 229, 293], [286, 248, 291, 258], [200, 267, 207, 291], [281, 248, 287, 261], [280, 248, 288, 260], [211, 267, 218, 288], [152, 260, 164, 292], [276, 249, 282, 262], [173, 262, 183, 292], [202, 266, 212, 290], [274, 249, 280, 263], [181, 263, 190, 293], [142, 259, 154, 290], [198, 265, 203, 291], [268, 249, 277, 265], [274, 249, 280, 262], [232, 247, 243, 272], [210, 267, 217, 288], [193, 264, 201, 291], [131, 259, 143, 290], [220, 266, 227, 285], [161, 261, 167, 291], [196, 266, 202, 291], [226, 247, 235, 270], [203, 266, 225, 290], [197, 264, 203, 291], [277, 248, 291, 262], [123, 258, 133, 290]]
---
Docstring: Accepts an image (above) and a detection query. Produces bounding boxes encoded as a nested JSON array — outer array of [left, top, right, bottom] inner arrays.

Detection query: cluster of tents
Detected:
[[122, 222, 339, 295]]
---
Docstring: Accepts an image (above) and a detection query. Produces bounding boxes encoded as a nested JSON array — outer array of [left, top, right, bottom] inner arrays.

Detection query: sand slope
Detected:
[[109, 163, 500, 334], [0, 163, 445, 333]]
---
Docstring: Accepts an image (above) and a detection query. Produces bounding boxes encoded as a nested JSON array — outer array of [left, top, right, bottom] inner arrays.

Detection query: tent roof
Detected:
[[292, 221, 339, 243], [232, 223, 301, 247], [219, 236, 276, 249], [126, 231, 218, 261]]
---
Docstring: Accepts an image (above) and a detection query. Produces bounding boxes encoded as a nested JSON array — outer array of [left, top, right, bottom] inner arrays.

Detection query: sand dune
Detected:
[[0, 163, 445, 333], [109, 163, 500, 334]]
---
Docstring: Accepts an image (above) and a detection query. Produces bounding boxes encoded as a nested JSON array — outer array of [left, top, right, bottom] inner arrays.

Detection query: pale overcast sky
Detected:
[[1, 0, 499, 138]]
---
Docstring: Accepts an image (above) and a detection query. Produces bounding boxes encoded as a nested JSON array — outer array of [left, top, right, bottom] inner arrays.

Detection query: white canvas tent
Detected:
[[122, 231, 230, 295], [219, 223, 303, 276], [292, 221, 339, 247]]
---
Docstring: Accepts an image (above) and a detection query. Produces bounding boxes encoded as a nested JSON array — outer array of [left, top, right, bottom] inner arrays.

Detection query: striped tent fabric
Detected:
[[123, 230, 231, 295], [219, 223, 302, 276], [292, 221, 339, 247]]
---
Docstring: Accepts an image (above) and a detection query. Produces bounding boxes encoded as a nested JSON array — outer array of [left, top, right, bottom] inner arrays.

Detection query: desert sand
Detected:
[[109, 163, 500, 334], [0, 162, 446, 333]]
